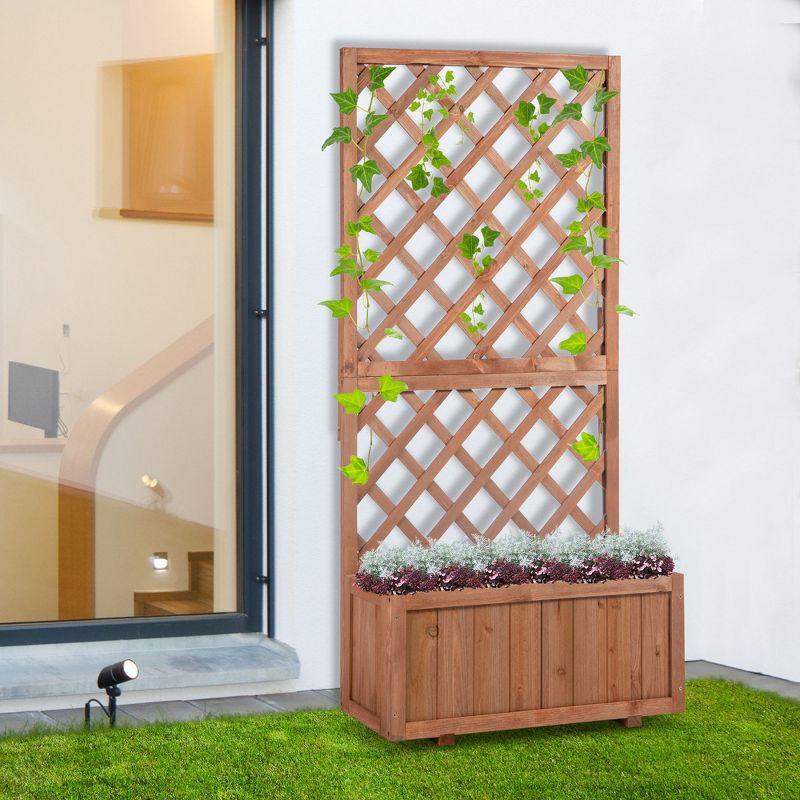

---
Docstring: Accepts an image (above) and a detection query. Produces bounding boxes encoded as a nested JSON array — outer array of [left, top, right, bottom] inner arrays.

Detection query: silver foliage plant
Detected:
[[358, 524, 672, 578]]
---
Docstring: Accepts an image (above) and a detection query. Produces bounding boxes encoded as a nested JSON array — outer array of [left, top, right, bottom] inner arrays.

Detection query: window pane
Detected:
[[0, 0, 237, 622]]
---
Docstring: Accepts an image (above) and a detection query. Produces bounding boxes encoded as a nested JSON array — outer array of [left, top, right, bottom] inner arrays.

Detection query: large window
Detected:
[[0, 0, 265, 641]]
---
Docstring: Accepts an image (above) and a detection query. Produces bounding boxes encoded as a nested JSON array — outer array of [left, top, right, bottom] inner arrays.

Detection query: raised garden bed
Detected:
[[343, 572, 684, 741]]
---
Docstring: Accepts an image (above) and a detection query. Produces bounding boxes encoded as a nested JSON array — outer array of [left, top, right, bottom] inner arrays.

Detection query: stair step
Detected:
[[141, 597, 213, 616]]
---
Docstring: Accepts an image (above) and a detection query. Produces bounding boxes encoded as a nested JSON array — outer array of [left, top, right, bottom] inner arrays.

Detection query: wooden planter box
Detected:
[[342, 574, 684, 741]]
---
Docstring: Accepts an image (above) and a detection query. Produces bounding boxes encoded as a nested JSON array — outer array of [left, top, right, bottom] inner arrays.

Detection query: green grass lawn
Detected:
[[0, 679, 797, 800]]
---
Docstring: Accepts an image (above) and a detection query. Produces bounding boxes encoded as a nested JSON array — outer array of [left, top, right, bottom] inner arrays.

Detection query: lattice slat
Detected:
[[338, 48, 620, 568]]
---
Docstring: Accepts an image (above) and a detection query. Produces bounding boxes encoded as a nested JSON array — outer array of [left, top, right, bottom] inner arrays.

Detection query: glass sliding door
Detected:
[[0, 0, 254, 627]]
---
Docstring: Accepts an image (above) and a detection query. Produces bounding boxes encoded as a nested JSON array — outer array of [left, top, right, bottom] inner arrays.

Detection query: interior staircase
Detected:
[[133, 551, 213, 616]]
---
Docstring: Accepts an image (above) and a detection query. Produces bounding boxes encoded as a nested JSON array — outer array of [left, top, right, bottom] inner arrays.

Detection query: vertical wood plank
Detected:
[[386, 598, 407, 738], [351, 595, 378, 712], [602, 56, 621, 533], [670, 574, 686, 711], [542, 600, 574, 708], [641, 593, 670, 698], [607, 595, 642, 702], [339, 48, 358, 378], [406, 610, 438, 722], [509, 602, 542, 711], [573, 597, 608, 705], [437, 607, 474, 718], [473, 604, 510, 715]]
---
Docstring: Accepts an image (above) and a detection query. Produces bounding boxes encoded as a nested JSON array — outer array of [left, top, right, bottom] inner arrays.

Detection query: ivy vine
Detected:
[[321, 63, 631, 481]]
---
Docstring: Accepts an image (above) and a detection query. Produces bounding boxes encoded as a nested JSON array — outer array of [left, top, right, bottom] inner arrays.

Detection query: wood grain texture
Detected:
[[509, 602, 542, 711], [473, 604, 510, 715], [437, 607, 474, 719], [607, 595, 642, 702], [542, 600, 574, 708], [641, 592, 670, 699], [406, 610, 438, 722], [670, 573, 686, 711], [351, 594, 379, 713], [573, 597, 608, 706]]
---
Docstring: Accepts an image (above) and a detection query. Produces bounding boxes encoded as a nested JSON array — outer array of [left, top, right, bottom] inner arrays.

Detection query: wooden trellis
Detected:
[[337, 49, 684, 743], [339, 49, 619, 577]]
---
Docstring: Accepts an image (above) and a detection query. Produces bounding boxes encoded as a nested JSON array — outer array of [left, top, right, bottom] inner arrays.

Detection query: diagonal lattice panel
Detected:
[[337, 48, 621, 569], [353, 385, 606, 551]]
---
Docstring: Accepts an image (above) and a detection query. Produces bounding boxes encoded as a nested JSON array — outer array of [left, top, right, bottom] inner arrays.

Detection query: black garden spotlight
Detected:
[[84, 659, 139, 728]]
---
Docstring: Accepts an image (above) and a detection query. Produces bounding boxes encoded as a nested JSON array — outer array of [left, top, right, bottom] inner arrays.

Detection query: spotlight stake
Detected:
[[84, 659, 139, 729]]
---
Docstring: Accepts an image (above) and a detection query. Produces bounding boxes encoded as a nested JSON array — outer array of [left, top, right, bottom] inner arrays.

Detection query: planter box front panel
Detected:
[[344, 576, 683, 740]]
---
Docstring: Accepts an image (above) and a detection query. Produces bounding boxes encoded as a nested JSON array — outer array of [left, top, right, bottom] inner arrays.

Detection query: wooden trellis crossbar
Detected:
[[338, 48, 621, 577]]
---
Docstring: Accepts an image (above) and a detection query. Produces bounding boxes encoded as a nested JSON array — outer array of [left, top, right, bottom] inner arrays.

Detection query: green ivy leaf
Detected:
[[530, 170, 540, 182], [562, 64, 589, 92], [444, 69, 455, 83], [409, 100, 421, 112], [551, 275, 585, 295], [364, 248, 381, 263], [340, 455, 369, 485], [615, 304, 637, 317], [350, 160, 381, 192], [383, 327, 403, 340], [422, 109, 433, 121], [481, 254, 494, 269], [422, 130, 439, 149], [532, 189, 544, 199], [481, 225, 501, 248], [331, 88, 358, 115], [571, 432, 599, 462], [321, 126, 352, 151], [429, 74, 440, 84], [559, 330, 587, 354], [594, 226, 611, 239], [368, 65, 395, 91], [466, 111, 476, 124], [329, 259, 362, 278], [363, 111, 388, 136], [431, 176, 450, 197], [556, 149, 584, 168], [553, 102, 583, 125], [407, 163, 430, 190], [537, 93, 557, 115], [459, 311, 472, 324], [335, 244, 352, 257], [580, 136, 611, 168], [473, 303, 484, 316], [561, 234, 588, 253], [319, 298, 353, 318], [357, 214, 375, 233], [514, 101, 537, 127], [516, 179, 527, 191], [537, 122, 549, 136], [361, 278, 392, 294], [524, 191, 535, 202], [459, 233, 480, 260], [591, 254, 623, 269], [378, 374, 408, 402], [334, 389, 367, 414], [576, 192, 606, 213], [429, 149, 451, 169], [566, 221, 582, 234], [593, 89, 619, 112]]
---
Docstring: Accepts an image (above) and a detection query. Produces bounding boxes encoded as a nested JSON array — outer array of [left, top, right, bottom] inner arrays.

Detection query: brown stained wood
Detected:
[[473, 605, 510, 715], [356, 48, 610, 70], [351, 594, 378, 713], [641, 593, 670, 699], [402, 575, 672, 610], [434, 734, 456, 746], [406, 697, 670, 740], [619, 716, 643, 729], [573, 597, 608, 706], [406, 610, 438, 722], [670, 573, 686, 711], [607, 595, 643, 702], [542, 600, 574, 708], [437, 607, 474, 719], [509, 602, 542, 711], [356, 371, 607, 394], [357, 357, 606, 377]]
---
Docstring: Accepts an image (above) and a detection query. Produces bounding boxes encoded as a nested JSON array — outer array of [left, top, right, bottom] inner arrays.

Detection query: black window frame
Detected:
[[0, 0, 271, 646]]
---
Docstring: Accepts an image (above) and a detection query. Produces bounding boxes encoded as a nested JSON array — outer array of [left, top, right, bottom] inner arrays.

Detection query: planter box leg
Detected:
[[433, 734, 456, 746], [619, 716, 643, 729]]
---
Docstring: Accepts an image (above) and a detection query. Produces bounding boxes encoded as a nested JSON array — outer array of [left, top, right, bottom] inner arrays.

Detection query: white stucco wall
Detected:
[[271, 0, 800, 689]]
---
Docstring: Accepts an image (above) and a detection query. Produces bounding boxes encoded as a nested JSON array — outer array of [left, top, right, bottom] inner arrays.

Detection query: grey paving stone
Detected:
[[123, 701, 207, 723], [316, 688, 340, 703], [256, 690, 338, 712], [0, 711, 57, 735], [188, 696, 276, 717], [686, 660, 800, 700], [43, 705, 142, 729]]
